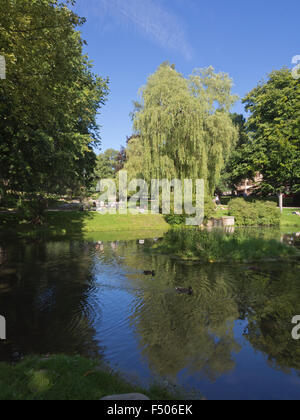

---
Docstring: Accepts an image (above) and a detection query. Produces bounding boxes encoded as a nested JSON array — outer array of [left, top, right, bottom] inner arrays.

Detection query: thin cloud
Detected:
[[78, 0, 193, 60]]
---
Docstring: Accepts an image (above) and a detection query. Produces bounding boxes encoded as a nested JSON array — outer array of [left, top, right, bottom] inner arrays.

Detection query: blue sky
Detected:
[[73, 0, 299, 153]]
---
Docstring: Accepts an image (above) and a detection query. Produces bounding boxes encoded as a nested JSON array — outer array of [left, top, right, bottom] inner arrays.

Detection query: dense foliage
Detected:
[[127, 63, 238, 194], [164, 195, 215, 226], [218, 114, 252, 192], [243, 69, 300, 195], [222, 69, 300, 197], [0, 0, 109, 210], [228, 198, 281, 226], [94, 149, 119, 180]]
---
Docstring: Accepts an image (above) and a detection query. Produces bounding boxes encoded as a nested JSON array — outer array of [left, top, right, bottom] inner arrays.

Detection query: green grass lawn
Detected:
[[1, 206, 300, 242], [0, 211, 170, 241], [0, 355, 182, 400], [82, 213, 169, 232], [213, 207, 229, 218], [281, 208, 300, 228]]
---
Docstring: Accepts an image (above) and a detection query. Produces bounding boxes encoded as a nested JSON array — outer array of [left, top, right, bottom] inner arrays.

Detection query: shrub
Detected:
[[0, 193, 19, 209], [17, 195, 48, 225], [164, 212, 186, 226], [165, 196, 215, 226], [228, 198, 280, 226]]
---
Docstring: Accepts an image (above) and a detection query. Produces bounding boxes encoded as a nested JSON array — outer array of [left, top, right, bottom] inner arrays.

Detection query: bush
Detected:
[[0, 193, 19, 209], [164, 196, 215, 226], [164, 212, 186, 226], [17, 195, 48, 225], [228, 198, 280, 226]]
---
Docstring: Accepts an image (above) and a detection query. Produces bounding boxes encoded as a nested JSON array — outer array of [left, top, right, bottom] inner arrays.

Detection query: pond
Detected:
[[0, 230, 300, 400]]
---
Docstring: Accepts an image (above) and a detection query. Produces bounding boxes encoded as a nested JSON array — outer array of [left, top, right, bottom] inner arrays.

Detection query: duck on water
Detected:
[[143, 270, 156, 277], [175, 287, 193, 296]]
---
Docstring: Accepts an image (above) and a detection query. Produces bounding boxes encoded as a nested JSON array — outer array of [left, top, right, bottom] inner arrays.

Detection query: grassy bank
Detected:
[[280, 208, 300, 228], [0, 211, 170, 240], [1, 207, 300, 243], [150, 228, 300, 263], [213, 207, 300, 229], [0, 355, 182, 401]]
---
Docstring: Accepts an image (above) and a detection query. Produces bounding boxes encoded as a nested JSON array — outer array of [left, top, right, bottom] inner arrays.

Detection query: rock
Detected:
[[206, 217, 235, 228], [206, 219, 214, 228], [222, 216, 235, 227], [100, 393, 150, 401]]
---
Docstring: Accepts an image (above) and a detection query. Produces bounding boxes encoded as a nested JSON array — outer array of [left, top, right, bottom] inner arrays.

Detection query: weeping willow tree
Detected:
[[124, 135, 177, 182], [130, 63, 238, 194]]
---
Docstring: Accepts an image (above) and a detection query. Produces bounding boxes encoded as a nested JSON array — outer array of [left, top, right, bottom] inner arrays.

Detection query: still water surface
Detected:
[[0, 232, 300, 400]]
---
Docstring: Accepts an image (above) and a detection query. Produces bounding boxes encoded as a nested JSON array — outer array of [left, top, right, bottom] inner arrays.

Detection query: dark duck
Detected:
[[143, 270, 155, 277], [175, 286, 193, 296]]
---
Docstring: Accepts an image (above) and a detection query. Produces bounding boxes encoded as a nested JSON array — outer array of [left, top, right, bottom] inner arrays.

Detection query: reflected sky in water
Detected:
[[0, 232, 300, 400]]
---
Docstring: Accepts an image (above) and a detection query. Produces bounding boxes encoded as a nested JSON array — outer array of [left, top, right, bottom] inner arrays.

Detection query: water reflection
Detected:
[[0, 234, 300, 399], [130, 265, 241, 381], [0, 241, 102, 361], [282, 232, 300, 248], [238, 263, 300, 372]]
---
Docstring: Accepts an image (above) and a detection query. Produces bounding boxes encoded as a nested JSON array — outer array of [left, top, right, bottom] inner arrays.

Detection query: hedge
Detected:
[[228, 198, 281, 226]]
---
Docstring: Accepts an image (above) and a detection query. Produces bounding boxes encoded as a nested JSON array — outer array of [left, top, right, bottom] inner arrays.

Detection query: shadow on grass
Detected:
[[0, 211, 94, 242]]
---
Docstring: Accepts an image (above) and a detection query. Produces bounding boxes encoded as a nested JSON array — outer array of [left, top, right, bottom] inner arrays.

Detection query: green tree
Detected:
[[218, 114, 252, 192], [115, 146, 127, 173], [123, 136, 145, 181], [242, 68, 300, 210], [94, 149, 119, 180], [131, 63, 238, 194], [0, 0, 109, 216]]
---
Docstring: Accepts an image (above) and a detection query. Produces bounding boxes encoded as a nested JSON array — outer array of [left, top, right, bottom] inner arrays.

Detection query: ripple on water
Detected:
[[1, 237, 300, 400]]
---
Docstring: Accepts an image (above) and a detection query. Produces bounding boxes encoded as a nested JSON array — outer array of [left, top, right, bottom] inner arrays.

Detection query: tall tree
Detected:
[[115, 146, 127, 173], [131, 63, 238, 194], [243, 68, 300, 210], [94, 149, 119, 180], [218, 114, 252, 192], [0, 0, 109, 205], [123, 136, 145, 181]]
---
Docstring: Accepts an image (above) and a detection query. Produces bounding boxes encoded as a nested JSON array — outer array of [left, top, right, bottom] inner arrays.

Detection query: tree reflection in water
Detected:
[[115, 242, 242, 381], [1, 235, 300, 393], [0, 240, 102, 361], [236, 262, 300, 373], [113, 240, 300, 381]]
